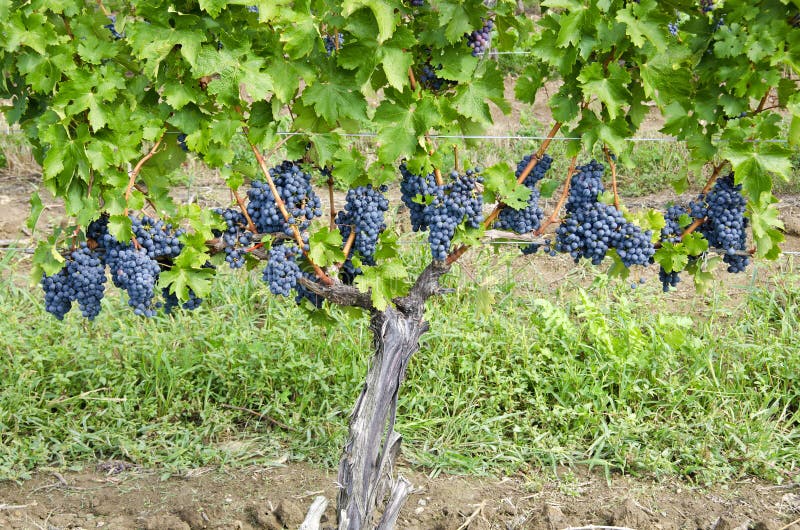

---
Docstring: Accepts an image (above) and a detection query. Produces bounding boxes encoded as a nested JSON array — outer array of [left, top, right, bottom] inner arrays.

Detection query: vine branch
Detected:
[[533, 155, 578, 236], [603, 146, 620, 210], [124, 134, 164, 216], [342, 230, 356, 259], [328, 172, 337, 231], [700, 161, 727, 195], [231, 187, 258, 234]]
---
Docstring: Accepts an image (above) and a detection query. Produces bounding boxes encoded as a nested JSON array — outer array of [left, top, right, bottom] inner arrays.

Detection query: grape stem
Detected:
[[424, 134, 444, 186], [248, 141, 334, 286], [124, 134, 164, 217], [453, 145, 460, 172], [407, 66, 417, 92], [328, 174, 337, 231], [533, 155, 578, 236], [96, 0, 111, 17], [680, 217, 706, 240], [755, 89, 770, 114], [342, 230, 357, 259], [231, 187, 258, 234], [700, 161, 726, 195], [133, 183, 158, 213], [603, 146, 621, 210]]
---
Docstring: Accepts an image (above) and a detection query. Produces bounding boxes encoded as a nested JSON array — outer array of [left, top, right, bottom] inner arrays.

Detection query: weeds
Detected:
[[0, 242, 797, 484]]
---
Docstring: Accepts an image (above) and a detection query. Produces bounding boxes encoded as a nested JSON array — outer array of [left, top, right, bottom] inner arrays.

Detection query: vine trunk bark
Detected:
[[335, 306, 428, 530]]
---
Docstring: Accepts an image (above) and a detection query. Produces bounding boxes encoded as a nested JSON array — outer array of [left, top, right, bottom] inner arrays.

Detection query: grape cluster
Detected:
[[42, 267, 73, 321], [324, 33, 344, 55], [177, 133, 189, 152], [657, 204, 689, 291], [41, 243, 107, 321], [556, 204, 627, 265], [131, 215, 184, 260], [700, 0, 714, 12], [106, 245, 161, 317], [213, 208, 254, 269], [496, 190, 543, 234], [668, 21, 679, 36], [336, 185, 390, 265], [426, 170, 484, 261], [163, 287, 203, 314], [496, 155, 553, 235], [409, 0, 425, 6], [104, 15, 123, 40], [263, 244, 302, 297], [247, 161, 322, 236], [466, 18, 494, 57], [516, 153, 553, 188], [690, 174, 749, 273], [661, 204, 689, 244], [400, 163, 439, 231], [555, 160, 654, 267], [659, 268, 681, 292], [418, 62, 451, 92]]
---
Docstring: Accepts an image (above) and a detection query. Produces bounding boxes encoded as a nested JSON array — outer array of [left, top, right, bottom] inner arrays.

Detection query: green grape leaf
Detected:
[[309, 227, 346, 267], [482, 163, 531, 209], [342, 0, 397, 43], [354, 260, 408, 311], [27, 191, 44, 233], [682, 232, 709, 256]]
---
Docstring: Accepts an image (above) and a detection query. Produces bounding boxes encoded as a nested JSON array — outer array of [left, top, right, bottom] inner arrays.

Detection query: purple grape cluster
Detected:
[[496, 155, 553, 235], [555, 160, 654, 267], [668, 21, 679, 36], [400, 164, 484, 260], [400, 163, 439, 231], [106, 245, 161, 317], [131, 215, 184, 260], [661, 204, 689, 244], [418, 62, 451, 92], [700, 0, 714, 13], [336, 185, 390, 265], [516, 153, 553, 188], [324, 33, 344, 55], [177, 133, 189, 152], [163, 287, 203, 314], [466, 18, 494, 57], [41, 243, 107, 321], [657, 204, 689, 291], [424, 170, 484, 261], [263, 244, 302, 297], [410, 0, 425, 6], [104, 15, 123, 40], [247, 161, 323, 236], [213, 208, 254, 269], [690, 174, 749, 273]]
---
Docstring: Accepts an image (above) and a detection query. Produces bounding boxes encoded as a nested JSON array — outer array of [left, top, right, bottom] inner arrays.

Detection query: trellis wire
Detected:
[[0, 127, 790, 144]]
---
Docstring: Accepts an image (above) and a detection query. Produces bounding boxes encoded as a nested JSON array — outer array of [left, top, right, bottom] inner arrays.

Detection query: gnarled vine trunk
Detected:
[[336, 307, 426, 529], [299, 262, 450, 530]]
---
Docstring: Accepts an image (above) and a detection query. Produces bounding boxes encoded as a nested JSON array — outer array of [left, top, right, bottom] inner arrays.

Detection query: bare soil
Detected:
[[1, 462, 799, 530]]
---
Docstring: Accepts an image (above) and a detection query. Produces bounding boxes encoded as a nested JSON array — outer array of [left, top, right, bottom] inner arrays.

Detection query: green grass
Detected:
[[1, 244, 798, 484]]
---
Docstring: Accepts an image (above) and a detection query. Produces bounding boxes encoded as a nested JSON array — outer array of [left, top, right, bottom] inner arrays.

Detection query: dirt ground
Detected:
[[0, 461, 799, 530]]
